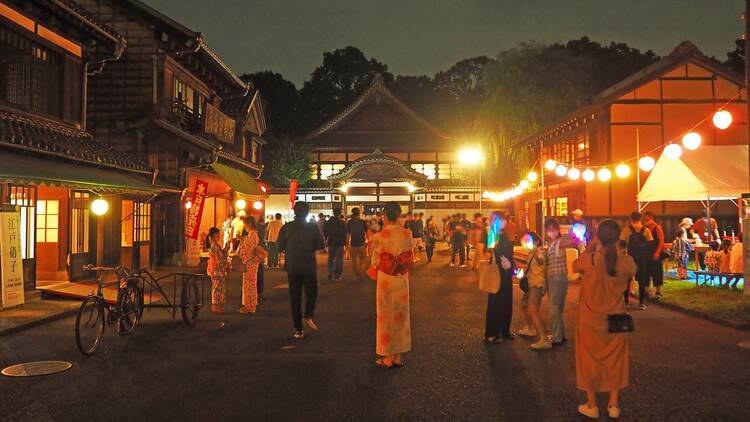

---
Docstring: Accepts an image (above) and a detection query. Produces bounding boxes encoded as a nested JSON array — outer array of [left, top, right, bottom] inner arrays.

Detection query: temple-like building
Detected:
[[266, 76, 481, 219]]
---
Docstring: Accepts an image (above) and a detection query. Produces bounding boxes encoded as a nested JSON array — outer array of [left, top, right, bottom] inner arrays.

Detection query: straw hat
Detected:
[[571, 209, 584, 217], [679, 217, 694, 227]]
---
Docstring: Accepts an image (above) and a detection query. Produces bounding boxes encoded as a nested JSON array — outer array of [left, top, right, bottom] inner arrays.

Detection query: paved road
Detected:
[[2, 247, 749, 421]]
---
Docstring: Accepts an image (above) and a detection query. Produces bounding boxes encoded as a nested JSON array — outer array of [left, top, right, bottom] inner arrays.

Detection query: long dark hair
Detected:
[[205, 227, 220, 249], [596, 219, 621, 277]]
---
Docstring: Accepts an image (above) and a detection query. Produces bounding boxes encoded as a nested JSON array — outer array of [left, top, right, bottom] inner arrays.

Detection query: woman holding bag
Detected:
[[573, 219, 636, 420], [483, 211, 515, 343], [367, 202, 414, 368]]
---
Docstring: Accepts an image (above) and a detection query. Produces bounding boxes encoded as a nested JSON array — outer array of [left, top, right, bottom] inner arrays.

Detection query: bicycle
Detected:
[[75, 265, 144, 356]]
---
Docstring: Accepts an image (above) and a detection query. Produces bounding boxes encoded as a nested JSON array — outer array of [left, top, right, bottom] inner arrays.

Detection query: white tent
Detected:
[[638, 145, 750, 202]]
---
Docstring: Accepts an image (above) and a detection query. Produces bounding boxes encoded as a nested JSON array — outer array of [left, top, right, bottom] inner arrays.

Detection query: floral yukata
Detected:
[[238, 230, 260, 312], [368, 224, 414, 357], [207, 241, 229, 306]]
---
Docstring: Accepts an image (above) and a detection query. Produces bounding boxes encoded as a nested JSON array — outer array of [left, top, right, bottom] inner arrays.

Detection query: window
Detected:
[[0, 26, 62, 117], [8, 186, 35, 259], [310, 164, 319, 180], [319, 163, 345, 180], [410, 163, 436, 180], [71, 192, 90, 254], [251, 141, 259, 164], [172, 76, 204, 118], [121, 200, 151, 247], [35, 200, 59, 243], [437, 163, 461, 180], [547, 197, 568, 217], [548, 138, 590, 166]]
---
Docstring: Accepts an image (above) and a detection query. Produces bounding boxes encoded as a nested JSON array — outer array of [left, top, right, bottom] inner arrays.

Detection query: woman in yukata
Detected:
[[238, 215, 265, 314]]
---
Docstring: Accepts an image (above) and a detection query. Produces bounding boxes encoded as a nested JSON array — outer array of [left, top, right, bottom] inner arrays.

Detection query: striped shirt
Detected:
[[546, 239, 568, 277]]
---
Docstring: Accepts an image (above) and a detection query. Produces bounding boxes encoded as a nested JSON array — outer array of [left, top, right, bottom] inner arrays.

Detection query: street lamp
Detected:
[[458, 147, 485, 213]]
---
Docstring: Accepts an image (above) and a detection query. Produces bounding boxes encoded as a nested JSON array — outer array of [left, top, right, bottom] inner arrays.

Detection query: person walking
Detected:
[[642, 211, 665, 299], [517, 232, 551, 350], [671, 228, 693, 280], [206, 227, 230, 314], [238, 216, 264, 314], [266, 213, 284, 269], [620, 212, 653, 309], [346, 207, 369, 282], [484, 211, 515, 343], [277, 201, 325, 339], [574, 219, 636, 420], [367, 201, 414, 368], [470, 213, 486, 270], [450, 224, 468, 268], [545, 218, 570, 346], [324, 208, 346, 280], [424, 217, 439, 263]]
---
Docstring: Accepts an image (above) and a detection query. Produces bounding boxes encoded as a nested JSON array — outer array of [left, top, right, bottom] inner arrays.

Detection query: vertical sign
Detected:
[[289, 179, 299, 209], [185, 179, 209, 240], [0, 206, 25, 308]]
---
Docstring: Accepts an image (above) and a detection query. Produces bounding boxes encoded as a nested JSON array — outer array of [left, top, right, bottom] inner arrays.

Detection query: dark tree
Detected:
[[724, 38, 745, 76], [298, 46, 394, 132], [240, 71, 299, 139]]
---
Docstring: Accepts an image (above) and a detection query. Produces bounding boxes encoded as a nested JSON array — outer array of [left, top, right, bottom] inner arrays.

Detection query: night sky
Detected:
[[143, 0, 743, 85]]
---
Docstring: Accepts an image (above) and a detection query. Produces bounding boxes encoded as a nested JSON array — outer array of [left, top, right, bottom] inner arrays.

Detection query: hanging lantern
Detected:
[[568, 168, 581, 180], [664, 143, 683, 160], [555, 164, 567, 176], [582, 169, 596, 182], [519, 180, 530, 189], [545, 159, 557, 171], [526, 171, 538, 182], [597, 168, 612, 182], [712, 110, 732, 130], [681, 132, 701, 150], [91, 198, 109, 216], [184, 200, 193, 210], [615, 164, 630, 178], [513, 187, 523, 196], [235, 199, 247, 210], [639, 156, 656, 172], [253, 200, 263, 210]]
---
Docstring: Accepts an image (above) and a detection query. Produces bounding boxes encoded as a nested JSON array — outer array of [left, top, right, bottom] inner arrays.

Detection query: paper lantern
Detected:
[[235, 199, 247, 210], [582, 169, 596, 182], [597, 168, 612, 182], [555, 164, 567, 176], [681, 132, 701, 151], [664, 143, 682, 160], [712, 110, 732, 130], [519, 180, 530, 189], [91, 199, 109, 216], [545, 159, 557, 171], [253, 201, 263, 210], [568, 168, 581, 180], [639, 156, 656, 172], [184, 200, 192, 210], [526, 171, 538, 182], [615, 164, 630, 178]]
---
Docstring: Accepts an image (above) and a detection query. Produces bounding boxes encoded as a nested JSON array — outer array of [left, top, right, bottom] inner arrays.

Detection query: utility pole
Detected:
[[744, 0, 750, 296]]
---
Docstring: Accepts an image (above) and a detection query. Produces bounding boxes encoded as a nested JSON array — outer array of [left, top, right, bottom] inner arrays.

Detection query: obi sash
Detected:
[[368, 251, 414, 279]]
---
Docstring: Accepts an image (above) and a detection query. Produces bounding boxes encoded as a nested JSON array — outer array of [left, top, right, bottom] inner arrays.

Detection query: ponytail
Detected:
[[596, 219, 622, 277]]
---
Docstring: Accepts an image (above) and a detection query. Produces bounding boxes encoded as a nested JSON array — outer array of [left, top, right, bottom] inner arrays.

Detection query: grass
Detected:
[[660, 279, 750, 326]]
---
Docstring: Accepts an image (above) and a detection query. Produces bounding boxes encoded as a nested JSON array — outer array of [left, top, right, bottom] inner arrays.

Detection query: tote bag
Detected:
[[478, 253, 501, 294]]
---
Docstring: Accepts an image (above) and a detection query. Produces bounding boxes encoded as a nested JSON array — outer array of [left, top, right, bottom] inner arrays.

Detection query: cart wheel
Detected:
[[76, 296, 104, 356], [118, 284, 142, 335], [181, 278, 200, 326]]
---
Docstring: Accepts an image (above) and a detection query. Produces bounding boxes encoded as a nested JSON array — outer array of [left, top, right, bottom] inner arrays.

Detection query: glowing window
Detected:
[[35, 200, 59, 243]]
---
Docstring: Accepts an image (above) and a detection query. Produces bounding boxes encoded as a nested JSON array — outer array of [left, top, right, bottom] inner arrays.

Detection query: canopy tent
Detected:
[[210, 162, 267, 197], [638, 145, 749, 202]]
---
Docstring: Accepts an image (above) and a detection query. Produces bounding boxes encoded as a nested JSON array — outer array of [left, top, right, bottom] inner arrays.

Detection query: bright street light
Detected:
[[458, 147, 483, 165]]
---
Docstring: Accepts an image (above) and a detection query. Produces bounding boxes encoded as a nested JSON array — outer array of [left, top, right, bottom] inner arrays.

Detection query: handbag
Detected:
[[478, 253, 501, 294], [608, 313, 635, 333], [519, 252, 533, 293]]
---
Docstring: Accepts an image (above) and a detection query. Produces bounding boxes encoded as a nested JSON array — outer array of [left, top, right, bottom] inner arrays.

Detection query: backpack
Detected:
[[627, 225, 648, 259]]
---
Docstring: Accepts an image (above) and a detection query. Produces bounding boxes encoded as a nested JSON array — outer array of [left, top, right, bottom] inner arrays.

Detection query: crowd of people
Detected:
[[202, 202, 743, 420]]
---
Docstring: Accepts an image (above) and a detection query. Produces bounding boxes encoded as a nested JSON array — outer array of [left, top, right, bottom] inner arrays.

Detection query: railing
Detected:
[[171, 101, 202, 134]]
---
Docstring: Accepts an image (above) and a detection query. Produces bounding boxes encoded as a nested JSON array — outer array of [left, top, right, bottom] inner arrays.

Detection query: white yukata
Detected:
[[368, 224, 414, 357]]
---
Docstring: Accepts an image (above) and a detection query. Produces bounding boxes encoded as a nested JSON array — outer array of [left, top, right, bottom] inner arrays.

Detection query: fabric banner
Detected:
[[289, 179, 299, 209], [185, 179, 209, 240], [0, 208, 25, 308]]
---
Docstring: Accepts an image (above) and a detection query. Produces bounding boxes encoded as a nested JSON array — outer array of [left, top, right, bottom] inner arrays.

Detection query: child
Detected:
[[671, 228, 692, 280], [517, 232, 550, 349], [206, 227, 230, 314], [450, 225, 468, 268]]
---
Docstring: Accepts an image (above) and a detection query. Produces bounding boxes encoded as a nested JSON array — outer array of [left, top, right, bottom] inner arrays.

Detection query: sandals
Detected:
[[375, 358, 394, 368]]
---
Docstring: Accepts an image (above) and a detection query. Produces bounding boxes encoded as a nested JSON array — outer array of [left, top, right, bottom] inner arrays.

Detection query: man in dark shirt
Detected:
[[346, 207, 369, 282], [277, 201, 325, 340], [324, 207, 347, 281]]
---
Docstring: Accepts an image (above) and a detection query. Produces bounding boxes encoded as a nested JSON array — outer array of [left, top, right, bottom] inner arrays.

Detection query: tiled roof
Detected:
[[0, 110, 149, 172]]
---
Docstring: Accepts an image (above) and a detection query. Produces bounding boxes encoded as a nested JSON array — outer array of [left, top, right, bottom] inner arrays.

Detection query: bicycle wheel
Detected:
[[75, 296, 104, 356], [117, 283, 142, 335], [180, 278, 201, 326]]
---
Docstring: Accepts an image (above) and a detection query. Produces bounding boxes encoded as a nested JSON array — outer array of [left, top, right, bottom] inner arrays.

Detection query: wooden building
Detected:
[[0, 0, 162, 294], [267, 76, 480, 219], [510, 41, 748, 235], [76, 0, 268, 266]]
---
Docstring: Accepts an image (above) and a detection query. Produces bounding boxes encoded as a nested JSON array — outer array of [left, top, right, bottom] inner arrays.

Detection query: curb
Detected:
[[0, 307, 79, 338], [652, 300, 750, 331]]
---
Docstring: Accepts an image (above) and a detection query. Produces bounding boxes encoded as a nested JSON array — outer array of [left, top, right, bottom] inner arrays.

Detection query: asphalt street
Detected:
[[1, 246, 749, 421]]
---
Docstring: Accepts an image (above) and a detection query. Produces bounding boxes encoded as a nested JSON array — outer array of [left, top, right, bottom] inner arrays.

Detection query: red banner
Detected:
[[185, 179, 209, 240], [289, 179, 299, 209]]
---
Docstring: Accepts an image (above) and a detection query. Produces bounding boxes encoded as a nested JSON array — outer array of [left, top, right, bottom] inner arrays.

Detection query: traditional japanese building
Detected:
[[267, 76, 481, 219], [77, 0, 268, 266], [0, 0, 161, 295], [510, 41, 748, 235]]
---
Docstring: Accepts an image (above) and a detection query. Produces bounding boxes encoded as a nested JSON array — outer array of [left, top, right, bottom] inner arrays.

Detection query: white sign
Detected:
[[0, 208, 25, 308]]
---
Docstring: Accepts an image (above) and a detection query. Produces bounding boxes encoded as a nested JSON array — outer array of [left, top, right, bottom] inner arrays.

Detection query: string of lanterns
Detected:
[[483, 103, 736, 202]]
